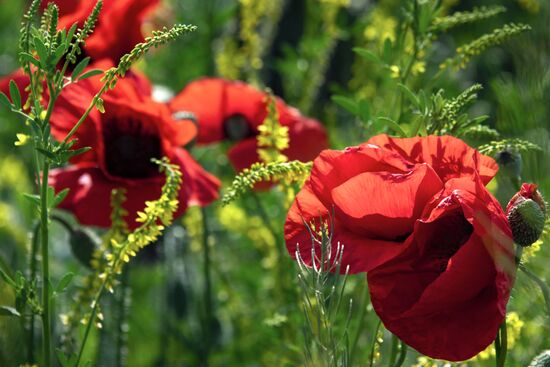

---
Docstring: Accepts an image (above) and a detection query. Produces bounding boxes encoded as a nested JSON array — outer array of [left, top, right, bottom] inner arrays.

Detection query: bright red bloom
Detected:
[[285, 135, 499, 273], [368, 176, 514, 361], [284, 134, 514, 361], [45, 0, 159, 62], [49, 68, 219, 229], [169, 78, 329, 172]]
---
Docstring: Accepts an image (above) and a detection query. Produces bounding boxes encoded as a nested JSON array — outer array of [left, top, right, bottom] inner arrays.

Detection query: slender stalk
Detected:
[[75, 280, 107, 367], [115, 269, 130, 367], [388, 334, 398, 366], [27, 222, 40, 364], [348, 284, 369, 366], [40, 160, 52, 367], [62, 83, 109, 145], [201, 207, 213, 366], [497, 320, 508, 367], [393, 342, 408, 367], [368, 319, 382, 367], [250, 191, 279, 245]]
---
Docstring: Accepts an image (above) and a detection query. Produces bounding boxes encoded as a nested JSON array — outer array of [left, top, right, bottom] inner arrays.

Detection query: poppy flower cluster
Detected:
[[284, 134, 516, 361]]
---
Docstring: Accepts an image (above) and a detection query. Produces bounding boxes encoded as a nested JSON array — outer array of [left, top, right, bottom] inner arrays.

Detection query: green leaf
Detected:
[[0, 267, 16, 288], [55, 272, 74, 293], [19, 52, 41, 67], [34, 37, 49, 65], [9, 80, 21, 110], [376, 116, 407, 137], [331, 95, 358, 115], [21, 193, 41, 207], [71, 56, 90, 80], [36, 147, 57, 160], [352, 47, 382, 64], [66, 22, 78, 46], [0, 91, 12, 109], [0, 306, 20, 317], [53, 44, 67, 65], [397, 83, 419, 108], [53, 188, 69, 207], [78, 69, 103, 81]]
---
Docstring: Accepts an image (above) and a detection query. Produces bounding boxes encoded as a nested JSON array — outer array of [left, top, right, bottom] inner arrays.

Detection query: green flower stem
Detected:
[[250, 191, 279, 246], [368, 319, 382, 367], [497, 320, 508, 367], [62, 82, 109, 145], [393, 341, 408, 367], [28, 222, 40, 364], [348, 283, 369, 366], [115, 269, 130, 367], [201, 207, 213, 366], [75, 275, 108, 367], [388, 334, 399, 366], [40, 160, 52, 367]]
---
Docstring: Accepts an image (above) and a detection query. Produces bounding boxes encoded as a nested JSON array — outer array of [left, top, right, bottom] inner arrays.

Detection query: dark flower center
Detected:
[[416, 210, 474, 273], [103, 118, 162, 179], [223, 114, 253, 141]]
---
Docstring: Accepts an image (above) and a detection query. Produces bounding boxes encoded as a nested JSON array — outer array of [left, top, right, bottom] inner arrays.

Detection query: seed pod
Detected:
[[506, 183, 546, 247]]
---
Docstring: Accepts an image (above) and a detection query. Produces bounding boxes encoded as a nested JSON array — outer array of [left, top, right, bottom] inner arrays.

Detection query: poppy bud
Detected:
[[529, 350, 550, 367], [506, 183, 546, 247], [69, 229, 100, 269]]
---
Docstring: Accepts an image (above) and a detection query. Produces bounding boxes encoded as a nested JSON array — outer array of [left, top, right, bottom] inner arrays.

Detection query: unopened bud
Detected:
[[506, 183, 546, 247]]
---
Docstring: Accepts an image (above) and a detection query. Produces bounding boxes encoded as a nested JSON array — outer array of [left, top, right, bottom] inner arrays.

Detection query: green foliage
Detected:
[[426, 84, 487, 135], [442, 23, 532, 70], [64, 0, 103, 64], [296, 220, 352, 367], [478, 139, 542, 156], [113, 24, 197, 79], [222, 161, 313, 206]]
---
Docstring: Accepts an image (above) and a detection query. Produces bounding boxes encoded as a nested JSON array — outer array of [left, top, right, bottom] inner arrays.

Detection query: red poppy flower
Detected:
[[169, 78, 329, 172], [368, 176, 514, 361], [284, 134, 514, 361], [49, 70, 219, 229], [45, 0, 160, 62], [285, 134, 499, 273]]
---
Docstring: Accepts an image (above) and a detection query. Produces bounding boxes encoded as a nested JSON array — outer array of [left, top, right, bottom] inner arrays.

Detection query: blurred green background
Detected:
[[0, 0, 548, 366]]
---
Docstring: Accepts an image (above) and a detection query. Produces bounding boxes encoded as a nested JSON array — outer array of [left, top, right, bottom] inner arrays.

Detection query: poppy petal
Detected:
[[367, 134, 498, 184], [285, 181, 407, 274], [330, 163, 443, 240]]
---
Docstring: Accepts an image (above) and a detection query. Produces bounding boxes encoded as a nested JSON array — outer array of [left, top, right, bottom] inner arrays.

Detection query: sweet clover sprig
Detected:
[[222, 161, 312, 206]]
